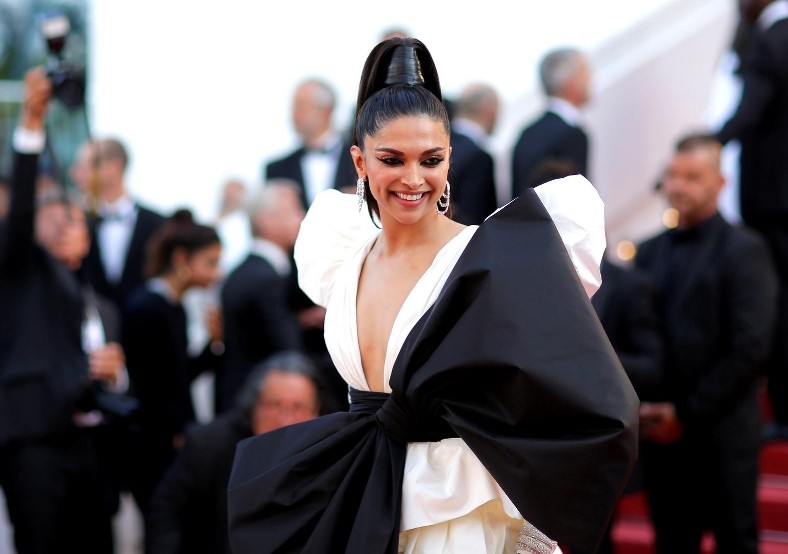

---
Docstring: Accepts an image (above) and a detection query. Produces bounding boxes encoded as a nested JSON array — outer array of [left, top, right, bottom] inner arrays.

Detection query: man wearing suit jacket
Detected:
[[217, 180, 305, 414], [264, 78, 356, 209], [448, 82, 500, 224], [635, 133, 779, 554], [511, 47, 592, 199], [715, 0, 788, 438], [145, 351, 321, 554], [73, 137, 165, 313], [0, 67, 128, 554]]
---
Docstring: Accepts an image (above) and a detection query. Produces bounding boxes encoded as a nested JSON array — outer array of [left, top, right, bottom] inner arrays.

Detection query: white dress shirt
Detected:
[[97, 196, 137, 284]]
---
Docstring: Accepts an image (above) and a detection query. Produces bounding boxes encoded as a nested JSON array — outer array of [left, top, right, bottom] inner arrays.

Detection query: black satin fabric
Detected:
[[227, 188, 639, 554]]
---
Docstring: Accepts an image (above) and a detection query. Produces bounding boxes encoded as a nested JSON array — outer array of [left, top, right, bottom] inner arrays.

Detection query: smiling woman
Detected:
[[227, 36, 638, 554]]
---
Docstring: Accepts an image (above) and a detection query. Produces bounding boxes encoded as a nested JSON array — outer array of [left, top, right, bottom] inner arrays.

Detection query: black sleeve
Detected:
[[716, 33, 779, 144], [1, 152, 39, 275]]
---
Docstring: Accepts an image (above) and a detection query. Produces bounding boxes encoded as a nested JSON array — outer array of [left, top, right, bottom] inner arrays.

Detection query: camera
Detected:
[[40, 12, 86, 110]]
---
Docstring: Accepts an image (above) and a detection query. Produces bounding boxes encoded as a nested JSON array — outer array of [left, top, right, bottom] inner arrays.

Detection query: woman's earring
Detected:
[[356, 177, 366, 212], [436, 181, 451, 215]]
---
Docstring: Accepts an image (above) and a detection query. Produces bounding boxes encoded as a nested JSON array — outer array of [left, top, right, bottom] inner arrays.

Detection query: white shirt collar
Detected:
[[251, 238, 292, 277], [305, 129, 342, 154], [98, 195, 136, 219], [759, 0, 788, 30], [548, 97, 584, 127], [451, 118, 489, 148], [147, 277, 179, 304]]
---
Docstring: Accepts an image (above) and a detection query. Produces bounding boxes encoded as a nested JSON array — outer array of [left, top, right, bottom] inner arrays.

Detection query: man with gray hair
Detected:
[[217, 180, 306, 414], [146, 350, 322, 554], [511, 47, 592, 198], [264, 78, 356, 209], [449, 82, 501, 224]]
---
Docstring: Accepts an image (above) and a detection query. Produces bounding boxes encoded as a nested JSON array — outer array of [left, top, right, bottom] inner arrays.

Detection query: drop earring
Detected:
[[356, 177, 366, 212], [436, 181, 451, 215]]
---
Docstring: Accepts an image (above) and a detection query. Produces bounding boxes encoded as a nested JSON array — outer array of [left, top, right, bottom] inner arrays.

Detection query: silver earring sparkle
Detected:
[[436, 181, 451, 215], [356, 177, 365, 212]]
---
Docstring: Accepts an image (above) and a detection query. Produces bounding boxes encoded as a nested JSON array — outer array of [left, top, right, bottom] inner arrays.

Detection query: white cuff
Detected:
[[13, 126, 46, 154]]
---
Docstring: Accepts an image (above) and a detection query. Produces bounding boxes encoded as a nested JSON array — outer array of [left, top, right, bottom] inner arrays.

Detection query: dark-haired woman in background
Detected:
[[228, 38, 638, 554], [121, 209, 223, 515]]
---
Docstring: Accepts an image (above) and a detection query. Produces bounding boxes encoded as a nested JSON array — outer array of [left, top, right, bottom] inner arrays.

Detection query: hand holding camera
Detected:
[[40, 12, 86, 110]]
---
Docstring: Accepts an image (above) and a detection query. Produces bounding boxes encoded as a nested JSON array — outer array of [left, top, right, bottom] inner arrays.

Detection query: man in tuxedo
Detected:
[[264, 78, 356, 209], [715, 0, 788, 439], [511, 47, 591, 198], [448, 82, 500, 224], [635, 133, 778, 553], [217, 180, 305, 414], [145, 351, 322, 554], [0, 67, 129, 554], [72, 136, 165, 313]]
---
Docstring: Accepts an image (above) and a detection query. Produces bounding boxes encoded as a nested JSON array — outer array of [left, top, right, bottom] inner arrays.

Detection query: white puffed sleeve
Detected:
[[293, 190, 379, 307], [534, 175, 606, 298]]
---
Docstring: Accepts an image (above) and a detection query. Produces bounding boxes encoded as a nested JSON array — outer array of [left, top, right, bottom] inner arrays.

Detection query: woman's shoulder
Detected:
[[294, 190, 379, 307]]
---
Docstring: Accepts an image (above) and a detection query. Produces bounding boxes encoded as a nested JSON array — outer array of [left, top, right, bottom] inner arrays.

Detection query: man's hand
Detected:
[[640, 401, 684, 444], [88, 342, 125, 386], [21, 66, 52, 131]]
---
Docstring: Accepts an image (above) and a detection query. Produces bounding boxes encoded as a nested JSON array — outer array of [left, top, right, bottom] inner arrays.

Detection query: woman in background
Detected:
[[122, 209, 223, 514]]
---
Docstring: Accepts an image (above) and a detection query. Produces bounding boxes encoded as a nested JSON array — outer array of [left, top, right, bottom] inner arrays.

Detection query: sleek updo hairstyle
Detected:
[[144, 208, 221, 278], [353, 37, 451, 222]]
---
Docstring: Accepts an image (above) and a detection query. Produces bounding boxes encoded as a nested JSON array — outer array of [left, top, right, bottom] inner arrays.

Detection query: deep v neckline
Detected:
[[351, 228, 474, 392]]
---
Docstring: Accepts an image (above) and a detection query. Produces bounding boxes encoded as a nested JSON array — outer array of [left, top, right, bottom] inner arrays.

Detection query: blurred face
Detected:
[[566, 55, 592, 107], [35, 202, 89, 269], [69, 142, 96, 197], [185, 243, 222, 288], [251, 370, 320, 435], [292, 82, 332, 141], [351, 115, 450, 227], [663, 146, 724, 229], [259, 187, 305, 251]]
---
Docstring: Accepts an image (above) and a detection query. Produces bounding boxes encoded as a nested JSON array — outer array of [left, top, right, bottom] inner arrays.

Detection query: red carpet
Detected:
[[610, 440, 788, 553]]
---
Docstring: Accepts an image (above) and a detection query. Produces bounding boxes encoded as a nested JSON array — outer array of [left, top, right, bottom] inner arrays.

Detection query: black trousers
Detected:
[[747, 221, 788, 424], [0, 427, 116, 554], [641, 438, 759, 554]]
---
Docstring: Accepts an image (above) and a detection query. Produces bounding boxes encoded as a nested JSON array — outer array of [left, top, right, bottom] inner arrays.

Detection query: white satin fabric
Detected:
[[293, 175, 602, 552]]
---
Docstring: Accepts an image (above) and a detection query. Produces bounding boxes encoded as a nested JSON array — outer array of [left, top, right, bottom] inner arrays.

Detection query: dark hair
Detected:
[[353, 37, 450, 222], [524, 158, 580, 189], [96, 137, 129, 171], [144, 208, 220, 278], [674, 132, 722, 153], [236, 350, 324, 423]]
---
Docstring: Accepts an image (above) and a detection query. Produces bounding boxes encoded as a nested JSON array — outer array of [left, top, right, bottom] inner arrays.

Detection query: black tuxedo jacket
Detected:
[[716, 18, 788, 221], [592, 258, 663, 396], [635, 214, 778, 449], [511, 111, 588, 198], [0, 151, 88, 444], [147, 412, 252, 554], [84, 204, 165, 312], [217, 253, 303, 413], [264, 139, 357, 209], [448, 130, 498, 225]]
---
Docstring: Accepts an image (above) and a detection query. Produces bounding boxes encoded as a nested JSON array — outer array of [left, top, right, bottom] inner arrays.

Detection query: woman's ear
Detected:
[[350, 145, 365, 176]]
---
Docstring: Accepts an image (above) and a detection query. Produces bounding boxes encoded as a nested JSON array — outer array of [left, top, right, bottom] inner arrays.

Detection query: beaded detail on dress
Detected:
[[516, 521, 558, 554]]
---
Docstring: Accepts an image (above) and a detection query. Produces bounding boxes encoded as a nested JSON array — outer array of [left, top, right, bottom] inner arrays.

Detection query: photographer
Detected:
[[0, 66, 130, 554]]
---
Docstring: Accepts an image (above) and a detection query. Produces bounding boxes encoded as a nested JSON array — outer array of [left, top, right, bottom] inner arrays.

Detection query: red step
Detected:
[[760, 475, 788, 533], [763, 442, 788, 476], [612, 440, 788, 553]]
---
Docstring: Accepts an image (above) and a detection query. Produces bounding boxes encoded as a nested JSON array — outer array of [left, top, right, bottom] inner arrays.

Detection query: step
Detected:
[[612, 521, 788, 553], [760, 475, 788, 533], [615, 476, 788, 534], [762, 441, 788, 476]]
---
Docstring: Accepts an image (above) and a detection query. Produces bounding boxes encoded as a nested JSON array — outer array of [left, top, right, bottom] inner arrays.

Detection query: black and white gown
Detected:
[[228, 176, 638, 554]]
